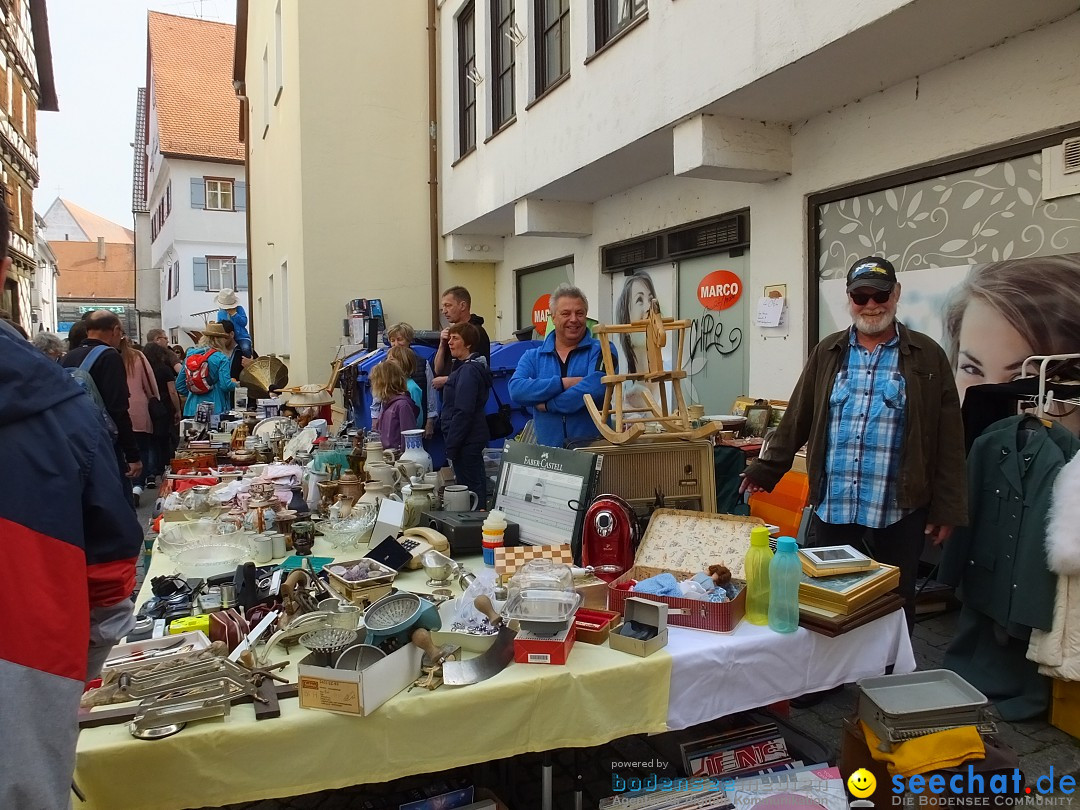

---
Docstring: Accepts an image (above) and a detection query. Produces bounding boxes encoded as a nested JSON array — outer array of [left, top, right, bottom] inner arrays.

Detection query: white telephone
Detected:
[[400, 526, 450, 570]]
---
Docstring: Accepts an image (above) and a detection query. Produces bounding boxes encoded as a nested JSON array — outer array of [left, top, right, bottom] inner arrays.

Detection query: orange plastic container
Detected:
[[748, 470, 809, 538]]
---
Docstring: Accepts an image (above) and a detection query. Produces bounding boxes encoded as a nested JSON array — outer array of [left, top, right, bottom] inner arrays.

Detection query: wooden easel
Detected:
[[585, 302, 720, 444]]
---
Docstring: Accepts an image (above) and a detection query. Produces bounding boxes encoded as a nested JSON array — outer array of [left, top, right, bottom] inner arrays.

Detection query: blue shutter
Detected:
[[193, 257, 209, 291], [234, 181, 246, 211], [235, 259, 248, 291], [190, 178, 205, 209]]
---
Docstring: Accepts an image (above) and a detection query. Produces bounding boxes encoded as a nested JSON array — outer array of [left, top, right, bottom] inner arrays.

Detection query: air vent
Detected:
[[1063, 137, 1080, 174], [667, 213, 748, 257], [601, 236, 660, 272]]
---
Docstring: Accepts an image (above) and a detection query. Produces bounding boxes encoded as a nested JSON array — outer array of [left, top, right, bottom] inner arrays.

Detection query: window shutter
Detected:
[[193, 257, 209, 291], [235, 259, 248, 291], [234, 181, 247, 211], [190, 178, 205, 209]]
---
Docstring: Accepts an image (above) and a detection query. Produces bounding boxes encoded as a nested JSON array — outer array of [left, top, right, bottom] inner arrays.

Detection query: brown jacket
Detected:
[[745, 323, 968, 527]]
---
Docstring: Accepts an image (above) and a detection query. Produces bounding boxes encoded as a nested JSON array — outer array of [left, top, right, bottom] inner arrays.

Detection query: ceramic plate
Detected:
[[702, 414, 747, 427]]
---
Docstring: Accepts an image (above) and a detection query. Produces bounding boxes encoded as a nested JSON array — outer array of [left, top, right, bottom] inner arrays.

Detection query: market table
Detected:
[[74, 541, 913, 810]]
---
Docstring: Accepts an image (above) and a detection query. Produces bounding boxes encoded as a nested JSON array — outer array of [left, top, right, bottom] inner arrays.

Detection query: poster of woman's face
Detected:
[[611, 264, 678, 413], [820, 251, 1080, 432]]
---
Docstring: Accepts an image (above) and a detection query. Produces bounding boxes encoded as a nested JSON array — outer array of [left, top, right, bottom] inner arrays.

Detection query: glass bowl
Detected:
[[315, 507, 377, 550], [170, 539, 253, 575], [157, 519, 240, 557]]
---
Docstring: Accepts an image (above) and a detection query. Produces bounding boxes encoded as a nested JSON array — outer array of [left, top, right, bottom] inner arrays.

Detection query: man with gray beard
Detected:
[[741, 256, 966, 631]]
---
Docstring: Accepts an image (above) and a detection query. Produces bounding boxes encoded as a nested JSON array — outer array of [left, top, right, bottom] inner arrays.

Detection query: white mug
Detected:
[[442, 485, 478, 511], [253, 534, 273, 564], [367, 462, 402, 487]]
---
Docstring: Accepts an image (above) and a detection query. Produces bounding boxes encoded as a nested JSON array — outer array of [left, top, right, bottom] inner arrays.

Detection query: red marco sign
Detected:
[[697, 270, 743, 311], [532, 294, 551, 335]]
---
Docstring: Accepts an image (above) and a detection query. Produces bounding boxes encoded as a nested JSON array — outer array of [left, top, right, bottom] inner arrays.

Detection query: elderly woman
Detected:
[[32, 331, 65, 360], [175, 321, 237, 416], [439, 321, 492, 508]]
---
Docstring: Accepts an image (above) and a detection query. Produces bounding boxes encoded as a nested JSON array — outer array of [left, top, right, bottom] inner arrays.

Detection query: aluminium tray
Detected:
[[857, 669, 987, 720]]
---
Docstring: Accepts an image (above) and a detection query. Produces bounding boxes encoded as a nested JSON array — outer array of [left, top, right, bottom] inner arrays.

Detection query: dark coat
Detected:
[[939, 415, 1080, 633], [440, 353, 491, 455], [61, 339, 138, 463], [745, 322, 968, 528]]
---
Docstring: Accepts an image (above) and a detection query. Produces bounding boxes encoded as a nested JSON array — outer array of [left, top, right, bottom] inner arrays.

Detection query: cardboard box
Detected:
[[606, 509, 759, 633], [514, 625, 576, 665], [104, 630, 212, 675], [298, 643, 421, 715], [575, 576, 609, 610], [792, 448, 808, 475], [1050, 678, 1080, 738], [608, 597, 669, 657], [573, 608, 619, 645]]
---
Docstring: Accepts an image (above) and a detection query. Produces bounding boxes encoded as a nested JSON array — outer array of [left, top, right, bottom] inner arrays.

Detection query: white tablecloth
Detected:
[[665, 609, 916, 729]]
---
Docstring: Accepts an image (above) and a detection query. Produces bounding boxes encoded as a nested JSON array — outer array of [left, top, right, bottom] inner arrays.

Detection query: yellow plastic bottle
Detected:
[[744, 525, 774, 625]]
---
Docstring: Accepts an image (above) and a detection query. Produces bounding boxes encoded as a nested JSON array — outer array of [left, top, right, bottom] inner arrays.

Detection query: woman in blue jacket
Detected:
[[175, 322, 237, 416], [439, 321, 492, 508]]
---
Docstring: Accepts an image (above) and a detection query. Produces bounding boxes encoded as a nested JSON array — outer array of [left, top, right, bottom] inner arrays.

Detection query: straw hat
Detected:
[[201, 322, 229, 338], [214, 289, 239, 308], [286, 383, 334, 407]]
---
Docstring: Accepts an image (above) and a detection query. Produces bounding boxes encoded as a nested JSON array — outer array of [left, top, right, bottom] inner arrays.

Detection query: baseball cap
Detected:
[[846, 257, 897, 292]]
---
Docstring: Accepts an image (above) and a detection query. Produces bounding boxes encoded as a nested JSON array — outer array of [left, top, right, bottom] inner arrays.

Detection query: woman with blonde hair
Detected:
[[386, 345, 425, 428], [370, 359, 418, 452], [175, 322, 237, 417], [119, 335, 160, 501]]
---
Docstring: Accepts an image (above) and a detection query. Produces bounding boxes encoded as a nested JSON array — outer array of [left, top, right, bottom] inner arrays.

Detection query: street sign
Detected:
[[78, 305, 126, 314]]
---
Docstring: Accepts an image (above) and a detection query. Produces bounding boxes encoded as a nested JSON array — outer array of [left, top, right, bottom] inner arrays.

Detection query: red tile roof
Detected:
[[52, 242, 135, 300], [147, 11, 244, 163], [58, 199, 134, 244]]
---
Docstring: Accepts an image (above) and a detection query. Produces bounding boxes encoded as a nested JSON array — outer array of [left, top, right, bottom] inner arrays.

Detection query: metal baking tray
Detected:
[[502, 590, 582, 635], [857, 669, 987, 719]]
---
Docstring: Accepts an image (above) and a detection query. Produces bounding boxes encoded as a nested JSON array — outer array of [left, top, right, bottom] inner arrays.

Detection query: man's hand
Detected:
[[424, 421, 435, 439], [561, 376, 583, 390], [432, 375, 448, 390], [536, 402, 547, 412], [440, 328, 450, 342], [127, 461, 143, 479], [924, 523, 953, 546], [738, 474, 766, 496], [240, 355, 254, 368]]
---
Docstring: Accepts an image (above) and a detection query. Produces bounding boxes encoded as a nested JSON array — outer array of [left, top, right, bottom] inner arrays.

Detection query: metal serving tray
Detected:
[[502, 590, 582, 635], [857, 669, 987, 720]]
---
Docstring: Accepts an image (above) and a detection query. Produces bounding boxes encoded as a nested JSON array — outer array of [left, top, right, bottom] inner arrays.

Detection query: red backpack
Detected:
[[184, 349, 218, 395]]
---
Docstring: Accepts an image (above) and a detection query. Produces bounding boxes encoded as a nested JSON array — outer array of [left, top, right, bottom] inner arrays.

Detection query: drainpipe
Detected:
[[238, 93, 255, 344], [427, 0, 440, 329]]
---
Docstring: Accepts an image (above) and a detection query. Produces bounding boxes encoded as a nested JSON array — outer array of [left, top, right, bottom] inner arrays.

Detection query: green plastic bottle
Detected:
[[744, 525, 774, 625]]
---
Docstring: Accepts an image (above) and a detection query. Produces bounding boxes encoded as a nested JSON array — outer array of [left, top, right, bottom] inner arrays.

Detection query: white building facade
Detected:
[[32, 213, 57, 333], [438, 0, 1080, 410]]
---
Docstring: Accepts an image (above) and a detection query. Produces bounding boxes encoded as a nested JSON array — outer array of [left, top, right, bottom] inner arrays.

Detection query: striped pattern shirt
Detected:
[[817, 328, 910, 528]]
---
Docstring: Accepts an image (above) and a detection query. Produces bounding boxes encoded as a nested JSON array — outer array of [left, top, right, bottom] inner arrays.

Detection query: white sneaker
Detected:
[[132, 485, 144, 496]]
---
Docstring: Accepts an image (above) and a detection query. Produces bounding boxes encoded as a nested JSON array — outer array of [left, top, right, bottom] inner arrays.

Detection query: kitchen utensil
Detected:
[[441, 595, 516, 686], [335, 643, 386, 671], [362, 592, 441, 648], [501, 590, 582, 636], [420, 549, 456, 587], [299, 628, 358, 667]]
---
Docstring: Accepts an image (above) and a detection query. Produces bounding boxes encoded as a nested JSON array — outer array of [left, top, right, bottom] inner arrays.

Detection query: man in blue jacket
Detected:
[[510, 283, 617, 448], [0, 203, 143, 809]]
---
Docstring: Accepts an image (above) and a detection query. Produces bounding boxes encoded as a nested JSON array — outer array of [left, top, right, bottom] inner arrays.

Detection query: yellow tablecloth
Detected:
[[74, 542, 671, 809]]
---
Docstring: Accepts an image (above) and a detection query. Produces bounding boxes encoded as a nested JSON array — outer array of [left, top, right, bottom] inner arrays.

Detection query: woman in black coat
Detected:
[[439, 321, 491, 508]]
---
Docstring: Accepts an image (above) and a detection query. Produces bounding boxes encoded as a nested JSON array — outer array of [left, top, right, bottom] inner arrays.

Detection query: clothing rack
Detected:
[[1020, 354, 1080, 419]]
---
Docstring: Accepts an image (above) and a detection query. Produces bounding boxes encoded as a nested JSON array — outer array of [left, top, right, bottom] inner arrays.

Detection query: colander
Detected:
[[363, 592, 441, 647], [299, 628, 357, 666]]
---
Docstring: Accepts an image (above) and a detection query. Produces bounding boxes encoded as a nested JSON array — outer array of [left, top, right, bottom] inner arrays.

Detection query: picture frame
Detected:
[[743, 403, 772, 437]]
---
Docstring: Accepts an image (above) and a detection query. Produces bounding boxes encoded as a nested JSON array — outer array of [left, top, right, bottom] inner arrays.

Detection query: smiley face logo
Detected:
[[847, 769, 877, 799]]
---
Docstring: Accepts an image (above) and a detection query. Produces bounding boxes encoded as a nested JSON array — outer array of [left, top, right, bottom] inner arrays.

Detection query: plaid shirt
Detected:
[[817, 328, 911, 528]]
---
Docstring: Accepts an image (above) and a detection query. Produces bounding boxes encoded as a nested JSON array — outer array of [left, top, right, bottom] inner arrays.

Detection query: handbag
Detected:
[[148, 396, 171, 436], [485, 386, 515, 440]]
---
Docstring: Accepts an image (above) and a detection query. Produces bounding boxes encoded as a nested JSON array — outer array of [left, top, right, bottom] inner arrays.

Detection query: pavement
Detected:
[[131, 496, 1078, 809]]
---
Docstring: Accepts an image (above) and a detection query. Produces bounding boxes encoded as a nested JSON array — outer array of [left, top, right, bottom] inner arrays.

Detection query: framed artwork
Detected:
[[743, 403, 772, 437]]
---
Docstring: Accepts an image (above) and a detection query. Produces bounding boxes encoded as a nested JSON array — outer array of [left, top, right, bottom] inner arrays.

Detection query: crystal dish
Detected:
[[171, 541, 253, 574], [315, 507, 377, 550]]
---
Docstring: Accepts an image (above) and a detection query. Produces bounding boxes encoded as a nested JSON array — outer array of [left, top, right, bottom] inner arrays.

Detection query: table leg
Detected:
[[541, 751, 553, 810]]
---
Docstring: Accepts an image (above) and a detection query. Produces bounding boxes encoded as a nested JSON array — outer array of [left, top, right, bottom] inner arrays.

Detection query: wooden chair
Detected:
[[584, 302, 720, 444]]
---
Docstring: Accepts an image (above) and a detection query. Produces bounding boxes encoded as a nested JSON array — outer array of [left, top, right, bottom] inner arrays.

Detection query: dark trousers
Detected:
[[135, 432, 153, 487], [449, 442, 488, 510], [808, 507, 928, 632], [114, 444, 135, 511]]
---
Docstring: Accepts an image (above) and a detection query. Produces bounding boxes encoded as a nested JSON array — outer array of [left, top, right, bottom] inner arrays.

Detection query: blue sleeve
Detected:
[[547, 341, 615, 414], [508, 349, 563, 406], [212, 351, 237, 392], [216, 309, 228, 322], [232, 306, 248, 330]]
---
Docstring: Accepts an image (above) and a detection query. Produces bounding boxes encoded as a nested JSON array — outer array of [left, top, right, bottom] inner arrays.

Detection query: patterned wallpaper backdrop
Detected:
[[817, 152, 1080, 280]]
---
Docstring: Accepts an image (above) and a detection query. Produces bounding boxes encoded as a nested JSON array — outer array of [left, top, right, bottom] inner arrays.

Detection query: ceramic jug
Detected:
[[367, 462, 403, 489], [361, 481, 401, 505], [336, 471, 362, 501], [363, 439, 395, 478], [399, 429, 433, 475], [402, 483, 437, 530]]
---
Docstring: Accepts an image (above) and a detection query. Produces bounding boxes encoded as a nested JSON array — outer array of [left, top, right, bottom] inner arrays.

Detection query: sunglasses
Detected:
[[849, 290, 892, 306]]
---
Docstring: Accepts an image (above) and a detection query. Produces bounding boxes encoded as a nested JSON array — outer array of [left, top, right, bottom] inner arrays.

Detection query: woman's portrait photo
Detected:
[[612, 265, 677, 413]]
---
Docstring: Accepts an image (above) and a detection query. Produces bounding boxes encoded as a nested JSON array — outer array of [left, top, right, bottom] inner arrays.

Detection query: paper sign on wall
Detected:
[[756, 296, 786, 327]]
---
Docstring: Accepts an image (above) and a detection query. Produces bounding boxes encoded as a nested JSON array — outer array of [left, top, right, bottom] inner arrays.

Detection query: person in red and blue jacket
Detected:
[[0, 203, 143, 809]]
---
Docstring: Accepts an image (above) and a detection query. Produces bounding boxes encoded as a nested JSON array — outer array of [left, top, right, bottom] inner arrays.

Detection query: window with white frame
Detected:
[[205, 179, 234, 211], [207, 256, 236, 292], [596, 0, 646, 48]]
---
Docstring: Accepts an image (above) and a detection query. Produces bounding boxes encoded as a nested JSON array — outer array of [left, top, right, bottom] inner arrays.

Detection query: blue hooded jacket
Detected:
[[509, 330, 617, 448]]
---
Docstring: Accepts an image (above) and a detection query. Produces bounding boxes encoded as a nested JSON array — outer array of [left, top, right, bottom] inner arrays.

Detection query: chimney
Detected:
[[97, 237, 106, 260]]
